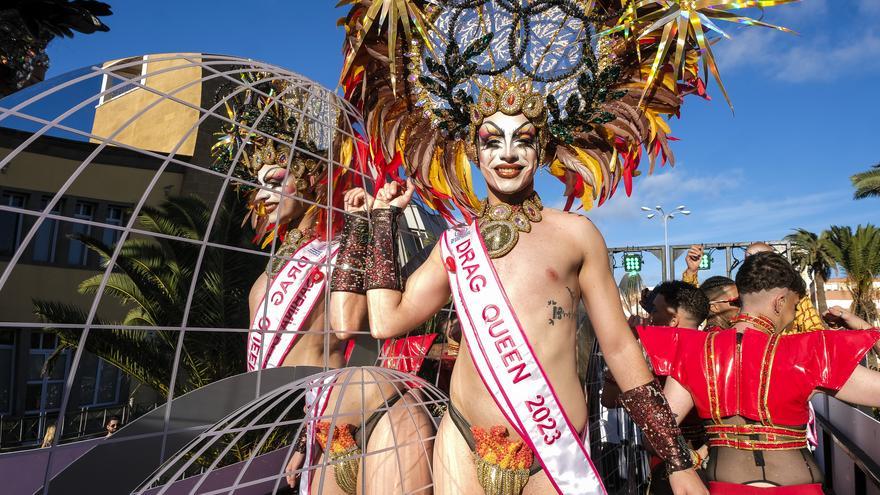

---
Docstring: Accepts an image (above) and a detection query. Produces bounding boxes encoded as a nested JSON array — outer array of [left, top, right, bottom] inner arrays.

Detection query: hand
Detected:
[[373, 179, 415, 210], [343, 187, 373, 213], [669, 469, 709, 495], [285, 451, 305, 488], [824, 306, 872, 330], [628, 314, 645, 330], [685, 245, 703, 274], [639, 287, 654, 312], [696, 445, 709, 467]]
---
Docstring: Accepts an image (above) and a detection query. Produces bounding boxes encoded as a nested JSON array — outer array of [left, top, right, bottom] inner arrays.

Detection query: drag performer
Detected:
[[638, 252, 880, 494], [211, 75, 359, 371], [337, 1, 803, 493], [214, 78, 433, 494]]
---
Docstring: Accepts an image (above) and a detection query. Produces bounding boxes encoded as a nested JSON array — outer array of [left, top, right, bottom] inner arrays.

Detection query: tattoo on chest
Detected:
[[547, 287, 577, 326]]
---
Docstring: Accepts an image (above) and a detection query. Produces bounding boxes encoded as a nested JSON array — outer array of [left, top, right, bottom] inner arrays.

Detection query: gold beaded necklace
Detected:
[[730, 313, 776, 334], [268, 228, 313, 277], [477, 193, 543, 259]]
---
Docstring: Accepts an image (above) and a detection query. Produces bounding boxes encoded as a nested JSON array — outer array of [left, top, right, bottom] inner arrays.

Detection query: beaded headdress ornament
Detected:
[[212, 73, 351, 246]]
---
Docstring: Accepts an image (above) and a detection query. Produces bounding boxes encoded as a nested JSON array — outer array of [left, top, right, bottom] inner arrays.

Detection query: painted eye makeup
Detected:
[[262, 167, 287, 185]]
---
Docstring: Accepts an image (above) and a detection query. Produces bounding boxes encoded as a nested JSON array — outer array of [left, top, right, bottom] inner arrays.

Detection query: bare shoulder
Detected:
[[542, 208, 606, 248]]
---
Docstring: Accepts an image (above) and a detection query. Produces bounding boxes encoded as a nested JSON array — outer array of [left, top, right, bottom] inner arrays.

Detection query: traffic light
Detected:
[[623, 253, 643, 273]]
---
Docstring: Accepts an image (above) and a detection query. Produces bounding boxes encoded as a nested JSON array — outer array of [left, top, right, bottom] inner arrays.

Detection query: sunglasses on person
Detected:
[[710, 297, 741, 307]]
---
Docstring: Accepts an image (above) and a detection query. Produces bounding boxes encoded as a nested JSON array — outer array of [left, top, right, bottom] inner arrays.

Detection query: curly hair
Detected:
[[700, 276, 736, 301], [654, 280, 710, 324], [735, 252, 806, 298]]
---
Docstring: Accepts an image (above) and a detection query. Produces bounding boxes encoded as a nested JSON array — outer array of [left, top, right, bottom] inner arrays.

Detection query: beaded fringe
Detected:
[[329, 446, 362, 495], [473, 452, 530, 495]]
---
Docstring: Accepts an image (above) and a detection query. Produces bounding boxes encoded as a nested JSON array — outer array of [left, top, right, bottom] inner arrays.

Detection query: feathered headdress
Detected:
[[337, 0, 798, 222], [212, 72, 366, 245]]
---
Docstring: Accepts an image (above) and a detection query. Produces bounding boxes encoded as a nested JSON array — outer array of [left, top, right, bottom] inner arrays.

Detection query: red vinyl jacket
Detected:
[[638, 326, 880, 426]]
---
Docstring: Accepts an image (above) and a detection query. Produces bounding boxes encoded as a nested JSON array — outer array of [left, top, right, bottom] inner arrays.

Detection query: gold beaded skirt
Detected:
[[329, 446, 362, 495], [473, 453, 531, 495]]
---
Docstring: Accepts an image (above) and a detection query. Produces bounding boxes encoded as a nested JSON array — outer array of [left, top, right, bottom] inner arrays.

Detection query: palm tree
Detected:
[[823, 224, 880, 324], [785, 229, 835, 313], [0, 1, 112, 96], [852, 164, 880, 200], [34, 193, 263, 396]]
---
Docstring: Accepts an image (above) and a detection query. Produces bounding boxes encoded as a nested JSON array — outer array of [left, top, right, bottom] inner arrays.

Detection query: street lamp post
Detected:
[[641, 205, 691, 281]]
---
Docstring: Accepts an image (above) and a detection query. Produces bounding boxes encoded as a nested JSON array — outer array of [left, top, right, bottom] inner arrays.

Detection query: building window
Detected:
[[98, 56, 148, 105], [0, 331, 14, 414], [32, 197, 64, 263], [0, 192, 27, 256], [78, 354, 121, 407], [67, 201, 95, 266], [25, 332, 70, 414], [102, 205, 126, 248]]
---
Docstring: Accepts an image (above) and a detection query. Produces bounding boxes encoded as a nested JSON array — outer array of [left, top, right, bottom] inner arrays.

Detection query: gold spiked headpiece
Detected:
[[471, 76, 545, 126]]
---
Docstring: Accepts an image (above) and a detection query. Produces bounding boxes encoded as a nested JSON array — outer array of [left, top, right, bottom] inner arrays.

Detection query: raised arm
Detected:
[[664, 377, 696, 425], [328, 188, 373, 340], [365, 180, 451, 339], [577, 216, 707, 494]]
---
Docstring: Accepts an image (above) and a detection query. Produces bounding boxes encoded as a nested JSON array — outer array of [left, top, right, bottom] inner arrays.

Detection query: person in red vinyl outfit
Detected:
[[638, 252, 880, 494]]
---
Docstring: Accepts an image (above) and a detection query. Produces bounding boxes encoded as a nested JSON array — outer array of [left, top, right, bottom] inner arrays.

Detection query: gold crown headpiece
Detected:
[[470, 76, 545, 126], [211, 73, 327, 193], [241, 140, 324, 193]]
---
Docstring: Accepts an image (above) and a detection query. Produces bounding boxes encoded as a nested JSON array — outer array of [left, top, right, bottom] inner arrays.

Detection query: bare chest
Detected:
[[490, 228, 581, 323], [447, 224, 582, 343]]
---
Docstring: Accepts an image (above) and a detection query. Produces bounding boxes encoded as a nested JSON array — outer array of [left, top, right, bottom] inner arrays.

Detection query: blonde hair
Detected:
[[41, 424, 56, 448]]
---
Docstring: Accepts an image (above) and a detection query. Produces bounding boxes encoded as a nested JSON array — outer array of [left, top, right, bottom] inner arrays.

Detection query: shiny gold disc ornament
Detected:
[[477, 194, 543, 259]]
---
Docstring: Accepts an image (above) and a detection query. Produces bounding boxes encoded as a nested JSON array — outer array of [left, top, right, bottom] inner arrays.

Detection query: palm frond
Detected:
[[32, 192, 260, 397], [33, 299, 172, 396], [852, 164, 880, 200], [824, 224, 880, 322]]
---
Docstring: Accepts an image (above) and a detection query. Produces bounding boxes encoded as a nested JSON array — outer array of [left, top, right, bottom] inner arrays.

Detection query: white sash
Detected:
[[441, 224, 605, 495], [247, 239, 339, 371], [300, 372, 338, 495]]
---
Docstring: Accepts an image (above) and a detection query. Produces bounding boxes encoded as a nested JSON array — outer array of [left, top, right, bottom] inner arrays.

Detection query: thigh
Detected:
[[433, 412, 481, 495], [308, 451, 350, 495], [362, 390, 436, 495], [521, 469, 557, 495]]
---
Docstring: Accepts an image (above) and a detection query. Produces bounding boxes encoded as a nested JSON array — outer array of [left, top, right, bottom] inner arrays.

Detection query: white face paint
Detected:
[[253, 164, 308, 226], [476, 112, 539, 196]]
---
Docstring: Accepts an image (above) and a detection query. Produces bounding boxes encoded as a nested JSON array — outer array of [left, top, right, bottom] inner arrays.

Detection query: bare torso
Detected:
[[248, 272, 347, 370], [449, 208, 588, 436]]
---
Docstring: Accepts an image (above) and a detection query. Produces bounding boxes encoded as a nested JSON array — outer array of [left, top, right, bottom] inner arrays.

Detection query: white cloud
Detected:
[[774, 32, 880, 83], [672, 190, 845, 242], [712, 3, 880, 83], [582, 165, 744, 224]]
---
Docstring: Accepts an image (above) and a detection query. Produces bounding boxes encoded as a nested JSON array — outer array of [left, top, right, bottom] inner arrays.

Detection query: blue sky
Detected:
[[39, 0, 880, 285]]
